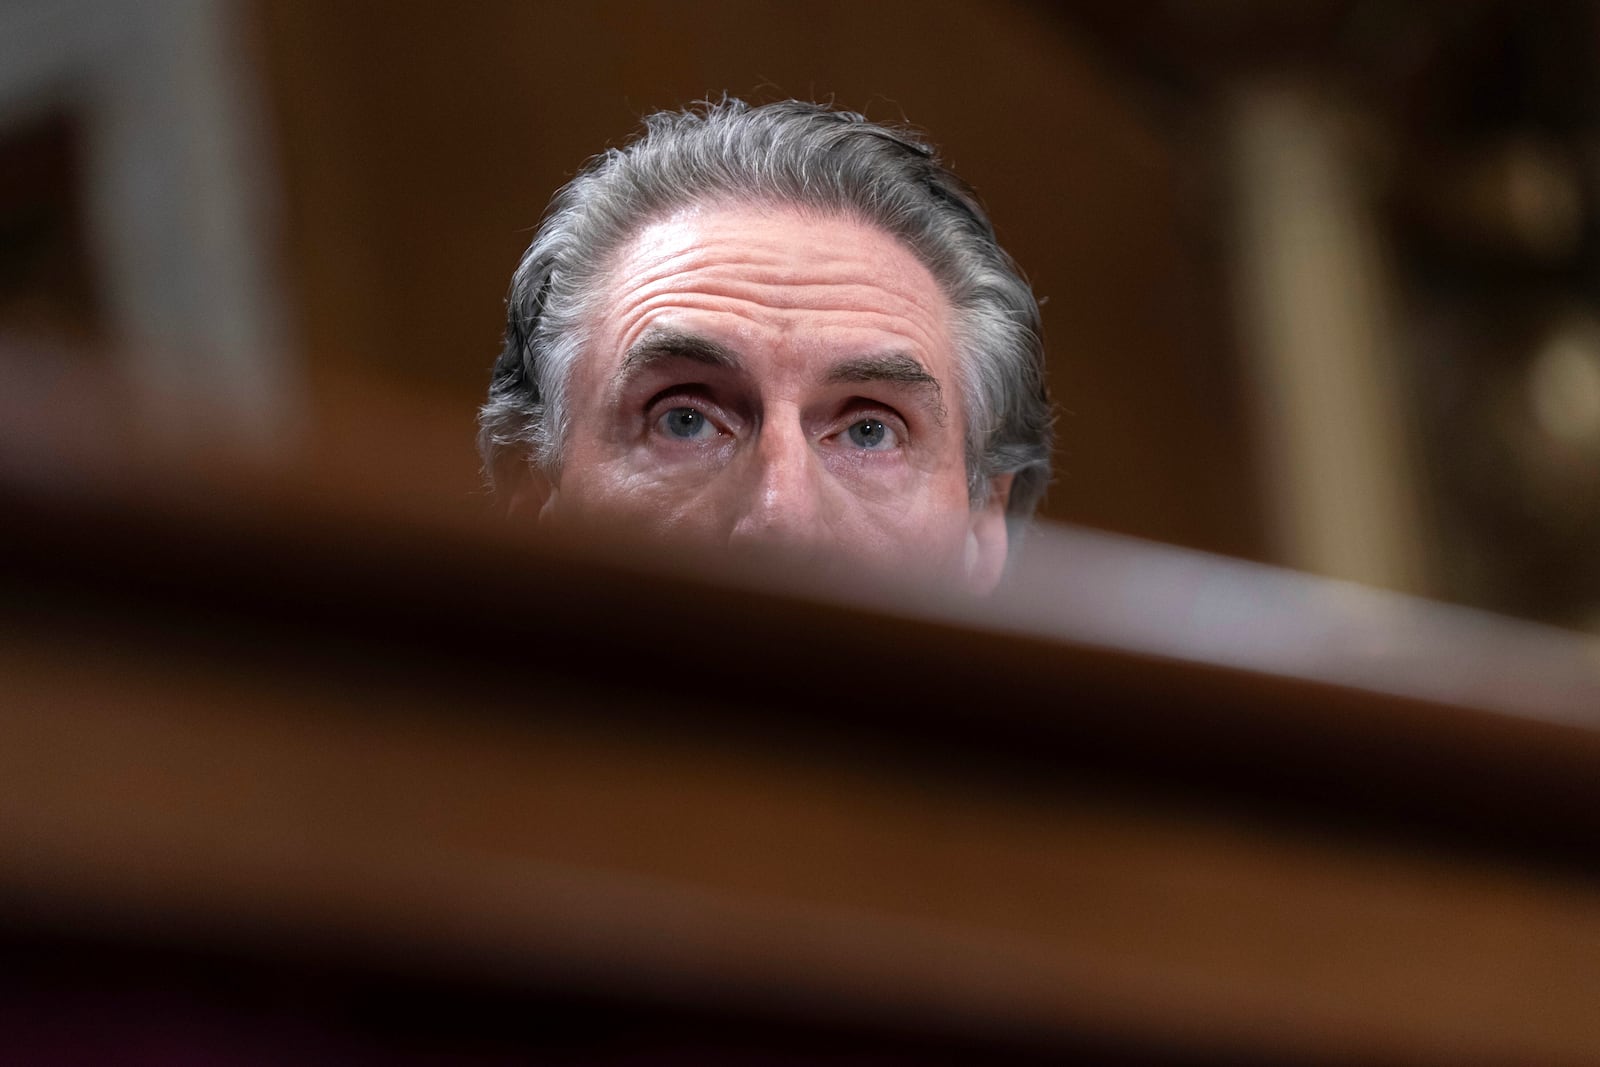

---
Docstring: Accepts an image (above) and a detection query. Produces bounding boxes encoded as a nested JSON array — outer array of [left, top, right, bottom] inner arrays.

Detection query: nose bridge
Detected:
[[731, 412, 823, 547]]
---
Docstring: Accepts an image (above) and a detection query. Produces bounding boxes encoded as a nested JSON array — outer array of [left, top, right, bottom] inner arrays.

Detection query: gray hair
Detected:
[[479, 98, 1053, 521]]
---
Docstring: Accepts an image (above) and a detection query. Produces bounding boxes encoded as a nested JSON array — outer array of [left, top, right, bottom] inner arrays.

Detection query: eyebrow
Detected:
[[615, 328, 947, 425], [827, 354, 947, 425], [616, 328, 743, 384]]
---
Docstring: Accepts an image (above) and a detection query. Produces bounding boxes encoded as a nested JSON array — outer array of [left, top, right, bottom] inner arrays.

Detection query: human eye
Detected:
[[655, 404, 720, 441], [844, 416, 900, 450]]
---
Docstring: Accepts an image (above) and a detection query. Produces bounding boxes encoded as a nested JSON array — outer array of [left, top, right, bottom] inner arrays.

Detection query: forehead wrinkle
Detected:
[[607, 291, 783, 363], [701, 279, 946, 322], [612, 327, 745, 396], [619, 255, 941, 311], [614, 259, 952, 332], [610, 284, 947, 355], [616, 213, 950, 310], [592, 206, 963, 405]]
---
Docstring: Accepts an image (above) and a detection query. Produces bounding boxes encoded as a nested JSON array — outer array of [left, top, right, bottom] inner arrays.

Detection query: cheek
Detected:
[[839, 487, 973, 566], [549, 420, 976, 574], [554, 447, 728, 534], [905, 479, 979, 566]]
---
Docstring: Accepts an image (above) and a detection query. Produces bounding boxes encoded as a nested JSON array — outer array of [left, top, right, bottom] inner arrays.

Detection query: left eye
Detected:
[[658, 406, 717, 440], [845, 418, 897, 450]]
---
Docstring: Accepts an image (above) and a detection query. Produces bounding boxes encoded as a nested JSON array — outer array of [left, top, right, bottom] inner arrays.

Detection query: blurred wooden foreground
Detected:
[[3, 347, 1600, 1065]]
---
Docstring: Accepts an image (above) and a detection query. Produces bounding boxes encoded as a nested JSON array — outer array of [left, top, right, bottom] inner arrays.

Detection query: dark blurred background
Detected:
[[9, 7, 1600, 1063], [4, 0, 1599, 629]]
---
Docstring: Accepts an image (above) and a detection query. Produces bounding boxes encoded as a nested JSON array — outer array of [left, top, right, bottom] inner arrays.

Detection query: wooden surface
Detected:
[[3, 426, 1600, 1064]]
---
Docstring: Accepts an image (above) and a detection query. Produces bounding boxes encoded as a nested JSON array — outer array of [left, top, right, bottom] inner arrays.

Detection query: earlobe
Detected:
[[962, 473, 1014, 595]]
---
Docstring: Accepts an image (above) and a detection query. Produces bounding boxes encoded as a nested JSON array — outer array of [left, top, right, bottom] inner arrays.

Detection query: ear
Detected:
[[504, 458, 557, 526], [962, 473, 1014, 595]]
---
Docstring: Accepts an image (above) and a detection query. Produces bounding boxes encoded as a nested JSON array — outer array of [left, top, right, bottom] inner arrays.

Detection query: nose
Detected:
[[727, 418, 829, 557]]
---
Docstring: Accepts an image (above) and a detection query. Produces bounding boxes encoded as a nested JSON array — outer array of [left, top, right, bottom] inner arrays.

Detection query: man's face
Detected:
[[534, 203, 1011, 591]]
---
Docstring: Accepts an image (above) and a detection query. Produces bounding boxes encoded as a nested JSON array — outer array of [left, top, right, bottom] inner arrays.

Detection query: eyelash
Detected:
[[643, 391, 908, 447], [833, 401, 907, 447], [646, 390, 727, 442]]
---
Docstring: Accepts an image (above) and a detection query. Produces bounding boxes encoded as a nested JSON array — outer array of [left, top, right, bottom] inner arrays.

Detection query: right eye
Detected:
[[657, 405, 717, 441]]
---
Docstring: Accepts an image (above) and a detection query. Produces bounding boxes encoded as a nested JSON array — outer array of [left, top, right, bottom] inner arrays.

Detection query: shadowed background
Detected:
[[247, 0, 1267, 563], [5, 3, 1600, 1064], [10, 0, 1599, 626]]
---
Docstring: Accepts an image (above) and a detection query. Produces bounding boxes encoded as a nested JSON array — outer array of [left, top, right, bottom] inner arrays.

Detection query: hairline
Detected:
[[481, 100, 1053, 527]]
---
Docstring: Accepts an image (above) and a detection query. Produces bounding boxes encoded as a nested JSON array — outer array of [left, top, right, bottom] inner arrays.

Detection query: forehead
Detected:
[[585, 202, 959, 376]]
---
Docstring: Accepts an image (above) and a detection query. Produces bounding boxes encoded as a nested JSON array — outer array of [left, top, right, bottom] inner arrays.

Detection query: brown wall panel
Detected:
[[251, 0, 1268, 559]]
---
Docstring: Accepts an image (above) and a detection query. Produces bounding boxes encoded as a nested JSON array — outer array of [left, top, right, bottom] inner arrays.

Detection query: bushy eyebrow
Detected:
[[615, 328, 947, 427], [827, 354, 946, 425], [616, 328, 742, 384]]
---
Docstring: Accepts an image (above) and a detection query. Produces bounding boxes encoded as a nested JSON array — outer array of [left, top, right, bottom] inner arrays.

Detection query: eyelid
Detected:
[[833, 398, 909, 435], [822, 411, 908, 455], [644, 381, 715, 408], [645, 386, 735, 436]]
